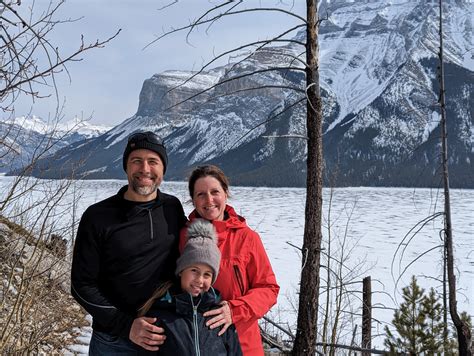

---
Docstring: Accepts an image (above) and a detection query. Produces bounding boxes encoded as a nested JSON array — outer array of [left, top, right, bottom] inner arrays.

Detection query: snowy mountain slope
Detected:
[[18, 0, 473, 187], [3, 116, 111, 138], [318, 0, 473, 130], [0, 116, 110, 173]]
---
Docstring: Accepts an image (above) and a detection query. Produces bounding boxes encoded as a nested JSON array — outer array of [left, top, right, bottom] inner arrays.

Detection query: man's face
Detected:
[[125, 149, 164, 201]]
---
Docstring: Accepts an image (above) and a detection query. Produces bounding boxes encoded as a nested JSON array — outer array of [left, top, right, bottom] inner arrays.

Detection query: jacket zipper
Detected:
[[147, 209, 154, 240], [233, 265, 245, 295], [191, 297, 201, 356]]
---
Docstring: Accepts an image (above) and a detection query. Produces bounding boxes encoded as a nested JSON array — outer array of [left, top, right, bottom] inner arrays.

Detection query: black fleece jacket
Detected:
[[71, 185, 187, 338], [141, 288, 243, 356]]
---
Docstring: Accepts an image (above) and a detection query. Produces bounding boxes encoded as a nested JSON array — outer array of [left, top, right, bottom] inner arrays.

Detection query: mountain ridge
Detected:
[[0, 116, 111, 173], [8, 0, 474, 188]]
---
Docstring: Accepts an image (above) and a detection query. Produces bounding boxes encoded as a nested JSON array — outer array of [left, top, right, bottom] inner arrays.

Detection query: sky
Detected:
[[10, 0, 305, 126]]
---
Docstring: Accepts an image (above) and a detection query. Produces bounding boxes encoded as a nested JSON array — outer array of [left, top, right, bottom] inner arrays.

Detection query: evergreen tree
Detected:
[[384, 276, 427, 355], [384, 277, 470, 355], [420, 288, 443, 354]]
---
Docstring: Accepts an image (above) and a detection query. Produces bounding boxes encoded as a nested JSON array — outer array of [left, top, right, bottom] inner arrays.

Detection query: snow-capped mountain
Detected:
[[0, 116, 111, 173], [16, 0, 473, 187], [2, 116, 111, 138]]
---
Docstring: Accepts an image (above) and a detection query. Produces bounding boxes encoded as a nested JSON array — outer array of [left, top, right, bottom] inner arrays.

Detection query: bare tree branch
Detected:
[[229, 97, 305, 149], [161, 27, 305, 97], [163, 66, 305, 111], [145, 4, 307, 50]]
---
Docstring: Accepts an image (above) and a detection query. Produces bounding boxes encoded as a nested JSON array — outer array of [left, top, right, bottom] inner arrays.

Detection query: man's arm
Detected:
[[71, 210, 135, 337]]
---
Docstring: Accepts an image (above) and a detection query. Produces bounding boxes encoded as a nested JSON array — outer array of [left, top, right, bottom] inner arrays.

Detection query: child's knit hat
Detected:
[[175, 219, 221, 283]]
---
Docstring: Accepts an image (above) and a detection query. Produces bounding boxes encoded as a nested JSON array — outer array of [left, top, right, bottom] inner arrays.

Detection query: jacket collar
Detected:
[[116, 185, 164, 220], [173, 288, 221, 316]]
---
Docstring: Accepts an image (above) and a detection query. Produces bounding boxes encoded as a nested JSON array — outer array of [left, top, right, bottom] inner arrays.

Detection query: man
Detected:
[[71, 131, 187, 353]]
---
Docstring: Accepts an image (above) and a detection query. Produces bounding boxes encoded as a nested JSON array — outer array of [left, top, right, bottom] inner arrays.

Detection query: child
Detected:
[[138, 219, 242, 356]]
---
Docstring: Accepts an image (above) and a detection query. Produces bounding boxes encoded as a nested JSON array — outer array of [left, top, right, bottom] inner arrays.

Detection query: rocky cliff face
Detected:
[[19, 0, 474, 187]]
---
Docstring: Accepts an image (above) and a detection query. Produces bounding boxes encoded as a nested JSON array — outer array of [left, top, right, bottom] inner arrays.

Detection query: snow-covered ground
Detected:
[[1, 177, 472, 352]]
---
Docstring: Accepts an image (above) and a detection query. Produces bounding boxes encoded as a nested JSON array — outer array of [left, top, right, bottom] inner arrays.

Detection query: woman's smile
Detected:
[[193, 177, 227, 221]]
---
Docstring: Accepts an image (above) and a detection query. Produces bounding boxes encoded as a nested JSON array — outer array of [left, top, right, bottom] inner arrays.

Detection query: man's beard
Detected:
[[131, 175, 160, 196]]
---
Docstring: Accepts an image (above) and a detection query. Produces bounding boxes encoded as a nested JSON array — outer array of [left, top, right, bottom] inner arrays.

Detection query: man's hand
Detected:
[[203, 300, 233, 336], [129, 316, 166, 351]]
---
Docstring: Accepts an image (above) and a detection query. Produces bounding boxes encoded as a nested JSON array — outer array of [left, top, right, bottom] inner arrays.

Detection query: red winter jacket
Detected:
[[180, 205, 280, 356]]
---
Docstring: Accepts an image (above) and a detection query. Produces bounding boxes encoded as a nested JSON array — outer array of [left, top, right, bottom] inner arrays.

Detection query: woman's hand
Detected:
[[203, 300, 233, 336]]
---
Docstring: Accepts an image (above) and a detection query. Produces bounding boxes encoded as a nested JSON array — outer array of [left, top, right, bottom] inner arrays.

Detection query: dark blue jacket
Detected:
[[142, 288, 242, 356]]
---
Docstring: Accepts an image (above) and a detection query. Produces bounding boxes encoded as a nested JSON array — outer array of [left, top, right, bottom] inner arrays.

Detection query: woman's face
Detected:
[[180, 263, 213, 296], [193, 176, 228, 221]]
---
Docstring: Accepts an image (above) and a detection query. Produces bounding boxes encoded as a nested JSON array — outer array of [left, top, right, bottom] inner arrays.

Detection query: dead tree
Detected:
[[361, 276, 371, 355], [437, 0, 472, 354], [291, 1, 323, 354], [148, 2, 325, 353]]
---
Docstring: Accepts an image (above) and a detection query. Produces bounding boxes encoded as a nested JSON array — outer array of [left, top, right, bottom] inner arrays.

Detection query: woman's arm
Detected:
[[204, 230, 279, 330], [227, 231, 280, 325]]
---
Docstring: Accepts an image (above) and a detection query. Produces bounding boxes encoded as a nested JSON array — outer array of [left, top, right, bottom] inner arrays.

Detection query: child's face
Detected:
[[180, 263, 214, 296]]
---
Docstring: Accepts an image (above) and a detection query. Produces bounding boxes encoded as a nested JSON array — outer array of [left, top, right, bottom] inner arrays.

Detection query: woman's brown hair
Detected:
[[188, 165, 230, 198]]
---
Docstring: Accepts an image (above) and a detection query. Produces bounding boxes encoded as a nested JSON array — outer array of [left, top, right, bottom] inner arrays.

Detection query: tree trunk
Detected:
[[292, 0, 323, 355], [443, 240, 449, 353], [362, 276, 372, 355], [438, 1, 472, 354]]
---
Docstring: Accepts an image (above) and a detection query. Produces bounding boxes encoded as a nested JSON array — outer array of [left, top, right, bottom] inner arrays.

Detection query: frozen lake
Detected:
[[1, 176, 472, 348]]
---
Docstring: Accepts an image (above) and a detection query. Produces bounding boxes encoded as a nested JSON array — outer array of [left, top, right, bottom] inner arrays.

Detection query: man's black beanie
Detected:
[[122, 132, 168, 174]]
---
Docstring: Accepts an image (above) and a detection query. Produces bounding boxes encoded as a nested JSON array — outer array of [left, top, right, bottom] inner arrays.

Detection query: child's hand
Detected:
[[204, 300, 233, 336]]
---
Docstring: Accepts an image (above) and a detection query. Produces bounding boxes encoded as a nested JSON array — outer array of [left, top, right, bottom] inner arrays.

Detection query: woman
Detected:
[[180, 165, 279, 356]]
